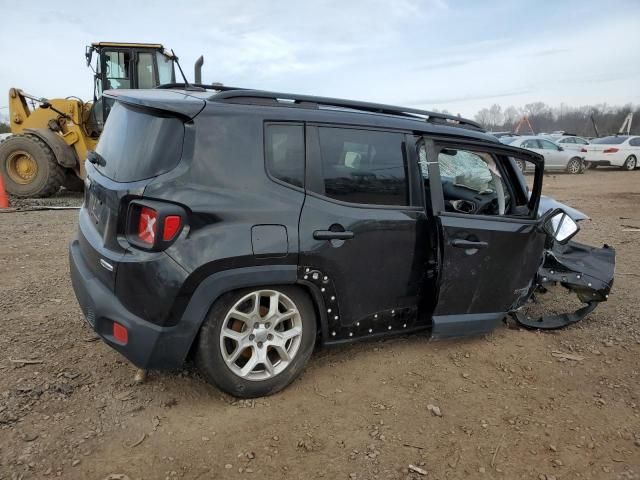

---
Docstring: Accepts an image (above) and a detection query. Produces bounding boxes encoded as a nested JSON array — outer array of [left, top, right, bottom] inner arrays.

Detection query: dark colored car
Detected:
[[69, 86, 615, 398]]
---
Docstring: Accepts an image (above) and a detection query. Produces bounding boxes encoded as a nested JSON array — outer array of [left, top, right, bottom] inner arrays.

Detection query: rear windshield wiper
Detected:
[[87, 150, 106, 167]]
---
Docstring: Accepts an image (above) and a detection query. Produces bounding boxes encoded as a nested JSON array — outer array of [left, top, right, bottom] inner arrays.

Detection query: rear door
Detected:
[[299, 125, 434, 342], [420, 138, 546, 337]]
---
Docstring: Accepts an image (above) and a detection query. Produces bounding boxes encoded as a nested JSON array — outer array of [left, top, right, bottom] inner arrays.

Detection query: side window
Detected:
[[575, 138, 588, 145], [629, 137, 640, 147], [541, 140, 559, 150], [562, 137, 575, 144], [104, 51, 131, 90], [265, 124, 305, 188], [523, 140, 538, 149], [317, 127, 408, 206], [137, 53, 156, 89]]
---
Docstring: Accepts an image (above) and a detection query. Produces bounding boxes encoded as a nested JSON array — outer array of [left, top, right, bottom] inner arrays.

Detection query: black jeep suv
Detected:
[[69, 86, 614, 398]]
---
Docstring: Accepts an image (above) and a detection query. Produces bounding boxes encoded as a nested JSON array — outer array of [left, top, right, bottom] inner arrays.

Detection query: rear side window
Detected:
[[95, 102, 184, 182], [629, 137, 640, 146], [317, 127, 408, 206], [265, 123, 304, 188]]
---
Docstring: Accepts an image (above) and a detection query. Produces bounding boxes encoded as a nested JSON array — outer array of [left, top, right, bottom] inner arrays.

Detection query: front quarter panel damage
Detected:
[[512, 240, 615, 329]]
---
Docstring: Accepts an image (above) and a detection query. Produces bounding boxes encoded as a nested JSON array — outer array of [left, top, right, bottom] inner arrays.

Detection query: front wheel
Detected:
[[566, 158, 582, 174], [622, 156, 637, 171], [196, 286, 317, 398]]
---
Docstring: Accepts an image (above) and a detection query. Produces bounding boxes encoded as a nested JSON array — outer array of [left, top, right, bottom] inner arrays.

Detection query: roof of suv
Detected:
[[106, 86, 499, 143]]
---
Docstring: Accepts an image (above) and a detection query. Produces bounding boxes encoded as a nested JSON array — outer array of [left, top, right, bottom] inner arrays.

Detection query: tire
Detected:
[[566, 157, 582, 174], [0, 134, 64, 197], [622, 155, 637, 171], [62, 170, 85, 192], [195, 286, 317, 398]]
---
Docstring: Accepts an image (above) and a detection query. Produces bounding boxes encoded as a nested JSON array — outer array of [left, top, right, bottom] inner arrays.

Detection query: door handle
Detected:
[[451, 239, 489, 249], [313, 230, 355, 241]]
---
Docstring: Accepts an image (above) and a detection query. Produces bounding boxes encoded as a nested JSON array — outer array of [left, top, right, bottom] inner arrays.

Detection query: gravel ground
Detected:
[[0, 169, 638, 479]]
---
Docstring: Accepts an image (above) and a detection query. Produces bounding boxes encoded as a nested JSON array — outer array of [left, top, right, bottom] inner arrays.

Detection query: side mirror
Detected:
[[85, 46, 93, 67], [558, 146, 564, 151], [543, 209, 579, 244]]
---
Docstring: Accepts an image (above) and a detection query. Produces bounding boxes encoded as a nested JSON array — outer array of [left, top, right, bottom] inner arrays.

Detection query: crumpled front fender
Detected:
[[512, 241, 615, 329]]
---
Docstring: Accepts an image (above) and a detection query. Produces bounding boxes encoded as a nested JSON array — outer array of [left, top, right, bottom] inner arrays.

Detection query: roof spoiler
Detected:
[[103, 89, 206, 120]]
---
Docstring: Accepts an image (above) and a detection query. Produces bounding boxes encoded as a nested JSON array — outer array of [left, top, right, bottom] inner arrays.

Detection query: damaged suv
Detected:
[[69, 86, 615, 398]]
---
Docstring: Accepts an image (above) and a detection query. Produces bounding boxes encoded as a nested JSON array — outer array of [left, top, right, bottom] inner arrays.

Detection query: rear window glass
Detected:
[[317, 127, 408, 206], [591, 136, 627, 145], [94, 102, 184, 182], [265, 123, 304, 188]]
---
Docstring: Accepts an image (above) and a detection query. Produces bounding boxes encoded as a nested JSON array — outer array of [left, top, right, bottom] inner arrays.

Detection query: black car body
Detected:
[[69, 87, 615, 397]]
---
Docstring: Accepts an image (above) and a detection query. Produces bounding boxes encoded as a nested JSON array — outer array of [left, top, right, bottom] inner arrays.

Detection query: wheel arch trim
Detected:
[[173, 265, 301, 364]]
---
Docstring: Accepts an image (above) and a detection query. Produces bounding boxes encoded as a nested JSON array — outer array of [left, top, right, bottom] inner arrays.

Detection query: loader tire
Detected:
[[0, 134, 64, 198]]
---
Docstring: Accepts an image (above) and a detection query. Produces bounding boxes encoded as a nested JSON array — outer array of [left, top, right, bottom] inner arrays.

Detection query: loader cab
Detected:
[[85, 42, 176, 133]]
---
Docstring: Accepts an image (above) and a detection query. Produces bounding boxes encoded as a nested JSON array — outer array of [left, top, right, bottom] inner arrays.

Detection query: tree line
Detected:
[[470, 103, 639, 137], [0, 122, 9, 134]]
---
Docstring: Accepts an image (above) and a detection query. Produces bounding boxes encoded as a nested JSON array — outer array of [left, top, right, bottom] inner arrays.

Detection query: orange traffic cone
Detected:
[[0, 173, 10, 209]]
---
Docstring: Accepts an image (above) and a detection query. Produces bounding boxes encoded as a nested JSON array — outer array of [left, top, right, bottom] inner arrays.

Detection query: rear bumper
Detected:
[[69, 238, 191, 369]]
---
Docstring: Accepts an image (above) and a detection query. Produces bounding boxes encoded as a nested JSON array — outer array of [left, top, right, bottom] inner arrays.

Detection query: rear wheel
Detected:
[[196, 286, 316, 398], [622, 155, 637, 171], [0, 134, 64, 197], [566, 158, 582, 174]]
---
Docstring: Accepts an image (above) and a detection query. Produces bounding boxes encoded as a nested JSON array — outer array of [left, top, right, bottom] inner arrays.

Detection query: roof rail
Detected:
[[209, 89, 483, 130], [156, 83, 247, 92]]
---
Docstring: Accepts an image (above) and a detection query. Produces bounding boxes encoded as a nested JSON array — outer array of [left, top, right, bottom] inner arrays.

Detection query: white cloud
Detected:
[[0, 0, 638, 119]]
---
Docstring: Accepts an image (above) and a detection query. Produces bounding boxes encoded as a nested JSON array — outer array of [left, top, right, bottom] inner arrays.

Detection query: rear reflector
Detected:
[[113, 322, 128, 344], [138, 207, 158, 245], [603, 148, 619, 153], [163, 215, 182, 241]]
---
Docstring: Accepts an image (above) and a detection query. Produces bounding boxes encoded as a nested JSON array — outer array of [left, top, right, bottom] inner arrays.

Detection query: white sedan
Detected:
[[584, 136, 640, 170], [501, 136, 585, 174]]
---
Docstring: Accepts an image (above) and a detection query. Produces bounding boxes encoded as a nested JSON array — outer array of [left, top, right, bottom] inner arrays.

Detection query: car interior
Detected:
[[419, 144, 512, 216]]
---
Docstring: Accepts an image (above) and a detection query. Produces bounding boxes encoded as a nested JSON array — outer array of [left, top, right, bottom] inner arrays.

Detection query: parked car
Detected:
[[584, 135, 640, 170], [69, 87, 614, 398], [501, 136, 584, 174], [547, 134, 591, 152]]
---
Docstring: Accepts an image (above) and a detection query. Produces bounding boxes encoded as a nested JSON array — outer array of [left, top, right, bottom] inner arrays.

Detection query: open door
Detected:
[[419, 138, 546, 338]]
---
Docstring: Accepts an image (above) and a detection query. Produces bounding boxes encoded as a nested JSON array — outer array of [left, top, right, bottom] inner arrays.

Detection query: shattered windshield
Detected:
[[438, 150, 499, 193]]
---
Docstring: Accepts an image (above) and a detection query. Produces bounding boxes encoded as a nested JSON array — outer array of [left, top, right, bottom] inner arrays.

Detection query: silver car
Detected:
[[501, 136, 585, 174], [548, 135, 590, 152]]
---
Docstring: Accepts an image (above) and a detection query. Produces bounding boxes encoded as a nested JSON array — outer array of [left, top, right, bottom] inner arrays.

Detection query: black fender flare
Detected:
[[165, 265, 299, 365], [24, 128, 78, 169]]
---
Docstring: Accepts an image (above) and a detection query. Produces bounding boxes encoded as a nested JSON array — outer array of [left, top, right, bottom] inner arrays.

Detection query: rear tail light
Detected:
[[126, 200, 187, 250], [162, 215, 182, 241], [603, 148, 619, 153], [138, 207, 158, 245]]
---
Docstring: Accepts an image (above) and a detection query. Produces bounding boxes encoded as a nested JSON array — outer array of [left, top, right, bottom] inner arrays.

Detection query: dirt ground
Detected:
[[0, 169, 638, 480]]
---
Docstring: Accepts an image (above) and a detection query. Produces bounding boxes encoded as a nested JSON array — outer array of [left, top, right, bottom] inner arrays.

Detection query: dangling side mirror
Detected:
[[543, 209, 579, 244]]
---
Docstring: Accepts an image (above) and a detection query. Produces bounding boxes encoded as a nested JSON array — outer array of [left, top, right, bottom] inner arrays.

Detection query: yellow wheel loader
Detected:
[[0, 42, 178, 197]]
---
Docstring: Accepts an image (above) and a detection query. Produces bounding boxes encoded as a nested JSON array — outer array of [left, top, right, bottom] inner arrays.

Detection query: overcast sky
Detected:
[[1, 0, 639, 120]]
